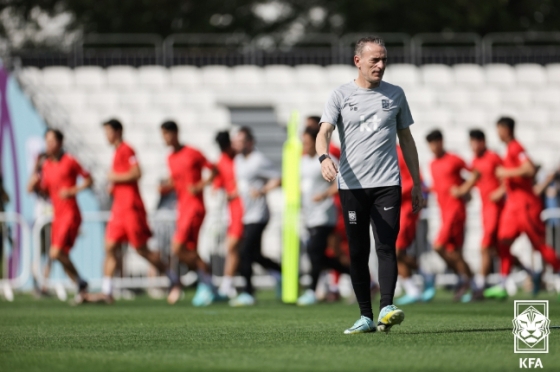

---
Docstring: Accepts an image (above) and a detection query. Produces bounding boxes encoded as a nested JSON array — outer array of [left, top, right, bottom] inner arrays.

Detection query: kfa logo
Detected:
[[382, 99, 391, 110], [519, 358, 543, 369], [348, 211, 357, 224], [359, 115, 381, 132], [513, 300, 550, 354]]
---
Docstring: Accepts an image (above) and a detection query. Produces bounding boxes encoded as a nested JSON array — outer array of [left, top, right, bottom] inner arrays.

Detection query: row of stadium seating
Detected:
[[19, 63, 560, 90]]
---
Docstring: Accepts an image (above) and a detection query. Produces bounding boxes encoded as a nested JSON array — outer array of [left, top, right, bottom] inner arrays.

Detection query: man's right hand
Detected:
[[320, 158, 338, 183]]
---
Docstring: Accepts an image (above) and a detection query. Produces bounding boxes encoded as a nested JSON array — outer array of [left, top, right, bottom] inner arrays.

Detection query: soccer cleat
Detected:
[[460, 292, 472, 303], [229, 292, 256, 307], [483, 285, 508, 300], [297, 290, 317, 306], [395, 294, 421, 306], [453, 282, 470, 302], [343, 316, 376, 334], [167, 285, 182, 305], [377, 305, 405, 333], [191, 283, 214, 307], [421, 287, 436, 302]]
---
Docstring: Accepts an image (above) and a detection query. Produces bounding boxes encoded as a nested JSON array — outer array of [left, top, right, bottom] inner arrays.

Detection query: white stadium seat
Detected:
[[470, 88, 502, 108], [546, 63, 560, 86], [517, 109, 550, 128], [384, 64, 420, 87], [201, 65, 232, 90], [152, 90, 184, 110], [138, 66, 170, 89], [106, 66, 138, 90], [182, 91, 216, 109], [485, 64, 516, 87], [515, 64, 546, 87], [69, 110, 102, 130], [132, 110, 167, 131], [501, 88, 533, 108], [200, 107, 231, 129], [169, 65, 202, 89], [167, 109, 199, 130], [119, 91, 153, 110], [88, 90, 120, 111], [100, 110, 133, 127], [413, 108, 452, 129], [453, 109, 488, 128], [74, 66, 106, 90], [294, 65, 327, 88], [326, 65, 355, 87], [437, 88, 471, 109], [405, 87, 437, 108], [421, 64, 454, 86], [264, 65, 296, 89], [54, 91, 87, 112], [534, 88, 560, 108], [232, 65, 264, 90], [19, 67, 42, 86], [453, 64, 485, 87], [42, 66, 74, 89]]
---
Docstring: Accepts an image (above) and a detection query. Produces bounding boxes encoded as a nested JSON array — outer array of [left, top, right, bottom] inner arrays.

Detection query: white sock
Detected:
[[474, 274, 485, 290], [197, 270, 213, 286], [219, 276, 233, 295], [328, 272, 339, 292], [403, 277, 421, 298], [102, 277, 113, 296], [499, 275, 507, 288], [166, 269, 179, 286]]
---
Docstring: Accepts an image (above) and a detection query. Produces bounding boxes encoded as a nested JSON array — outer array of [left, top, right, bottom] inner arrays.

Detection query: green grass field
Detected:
[[1, 291, 559, 372]]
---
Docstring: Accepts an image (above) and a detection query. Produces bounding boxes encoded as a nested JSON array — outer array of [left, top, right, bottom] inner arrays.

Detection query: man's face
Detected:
[[497, 124, 510, 143], [354, 43, 387, 85], [233, 132, 252, 154], [302, 133, 315, 156], [161, 129, 177, 146], [470, 138, 486, 155], [45, 132, 61, 156], [104, 125, 120, 145], [428, 139, 443, 156]]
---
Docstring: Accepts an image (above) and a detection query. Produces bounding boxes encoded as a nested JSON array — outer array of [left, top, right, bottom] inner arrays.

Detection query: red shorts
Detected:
[[173, 207, 205, 250], [480, 201, 504, 248], [498, 198, 546, 246], [396, 199, 419, 250], [435, 208, 466, 251], [106, 210, 152, 248], [227, 198, 244, 239], [51, 214, 81, 254]]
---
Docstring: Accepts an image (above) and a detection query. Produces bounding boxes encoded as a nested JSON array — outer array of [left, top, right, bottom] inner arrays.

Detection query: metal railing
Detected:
[[9, 31, 560, 68]]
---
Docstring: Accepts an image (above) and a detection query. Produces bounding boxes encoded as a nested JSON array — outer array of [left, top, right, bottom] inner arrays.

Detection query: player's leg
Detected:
[[339, 189, 376, 334], [370, 186, 405, 332], [523, 202, 560, 272], [218, 200, 243, 298], [230, 223, 260, 306], [395, 202, 421, 305], [250, 223, 281, 295]]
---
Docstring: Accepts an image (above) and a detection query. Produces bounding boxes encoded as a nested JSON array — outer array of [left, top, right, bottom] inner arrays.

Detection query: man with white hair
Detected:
[[317, 36, 424, 334]]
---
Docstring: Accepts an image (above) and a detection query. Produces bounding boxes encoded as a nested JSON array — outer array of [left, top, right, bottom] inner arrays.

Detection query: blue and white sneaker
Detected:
[[229, 292, 256, 307], [377, 305, 405, 333], [344, 316, 376, 334], [395, 294, 421, 305], [297, 289, 317, 306], [421, 286, 436, 302], [191, 283, 214, 307]]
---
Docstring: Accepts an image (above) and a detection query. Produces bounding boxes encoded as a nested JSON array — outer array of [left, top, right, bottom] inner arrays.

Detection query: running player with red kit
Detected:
[[100, 119, 180, 304], [426, 129, 480, 302], [213, 131, 244, 299], [160, 121, 218, 306], [486, 117, 560, 298], [27, 129, 92, 302]]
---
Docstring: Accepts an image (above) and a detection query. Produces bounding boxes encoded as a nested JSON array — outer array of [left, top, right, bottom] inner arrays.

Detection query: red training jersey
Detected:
[[167, 145, 213, 211], [430, 152, 467, 211], [110, 142, 146, 215], [40, 153, 90, 218], [397, 145, 414, 199], [503, 139, 536, 203], [213, 152, 237, 196], [471, 149, 502, 206]]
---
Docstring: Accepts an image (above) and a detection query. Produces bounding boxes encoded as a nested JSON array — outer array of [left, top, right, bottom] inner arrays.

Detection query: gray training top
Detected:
[[235, 150, 280, 224], [320, 80, 414, 190], [300, 154, 337, 228]]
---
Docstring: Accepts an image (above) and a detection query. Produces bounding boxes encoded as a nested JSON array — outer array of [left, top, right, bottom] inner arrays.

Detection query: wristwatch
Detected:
[[318, 154, 331, 164]]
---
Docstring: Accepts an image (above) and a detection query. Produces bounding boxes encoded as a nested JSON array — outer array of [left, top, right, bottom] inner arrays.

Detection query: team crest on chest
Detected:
[[382, 99, 391, 110]]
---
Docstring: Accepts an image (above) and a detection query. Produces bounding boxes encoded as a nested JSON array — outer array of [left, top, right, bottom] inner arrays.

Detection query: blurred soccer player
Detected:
[[463, 129, 505, 299], [100, 119, 180, 304], [229, 126, 282, 307], [160, 121, 218, 306], [27, 129, 92, 303], [426, 129, 479, 302], [213, 131, 243, 299], [297, 126, 349, 306], [485, 117, 560, 298], [394, 145, 433, 305]]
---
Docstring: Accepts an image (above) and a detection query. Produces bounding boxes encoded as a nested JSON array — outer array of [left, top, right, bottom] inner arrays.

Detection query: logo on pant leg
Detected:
[[348, 211, 357, 224]]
